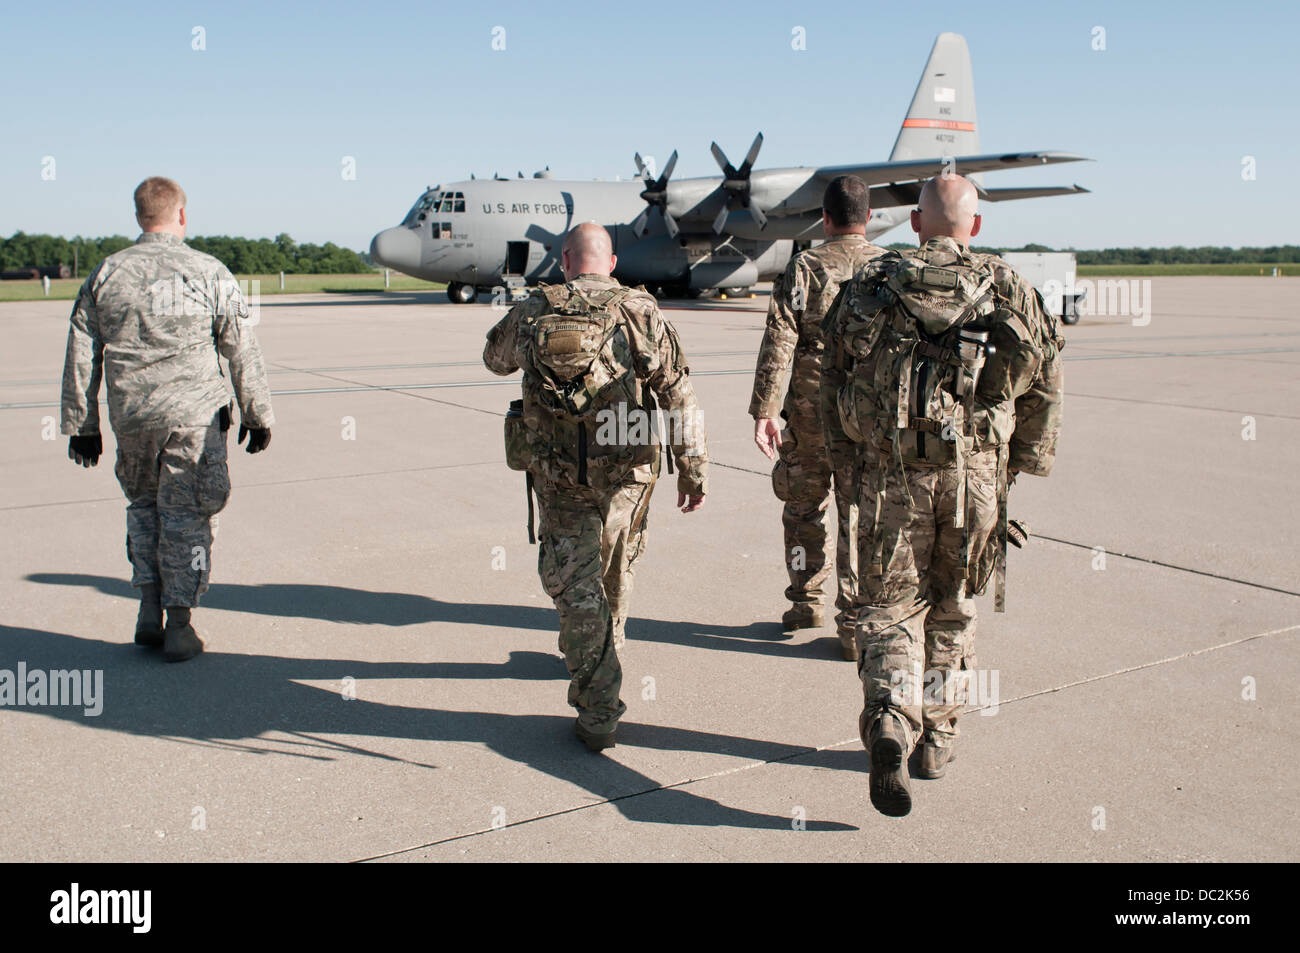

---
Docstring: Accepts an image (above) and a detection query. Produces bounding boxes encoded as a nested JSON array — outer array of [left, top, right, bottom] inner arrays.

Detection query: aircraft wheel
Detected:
[[447, 282, 477, 304], [722, 287, 750, 297]]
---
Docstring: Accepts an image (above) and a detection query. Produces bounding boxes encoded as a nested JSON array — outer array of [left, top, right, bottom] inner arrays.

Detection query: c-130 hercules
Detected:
[[370, 32, 1090, 304]]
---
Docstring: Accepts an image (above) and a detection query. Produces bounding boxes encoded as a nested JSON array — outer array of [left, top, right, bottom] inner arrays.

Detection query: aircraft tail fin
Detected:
[[888, 32, 979, 165]]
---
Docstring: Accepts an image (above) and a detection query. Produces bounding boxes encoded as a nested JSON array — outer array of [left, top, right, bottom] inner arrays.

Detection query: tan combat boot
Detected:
[[868, 708, 913, 817], [782, 604, 824, 631], [574, 720, 616, 752], [917, 737, 957, 780]]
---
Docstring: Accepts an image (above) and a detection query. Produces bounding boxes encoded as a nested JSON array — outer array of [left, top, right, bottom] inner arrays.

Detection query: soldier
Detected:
[[821, 175, 1064, 816], [750, 175, 887, 659], [483, 223, 708, 751], [61, 176, 274, 662]]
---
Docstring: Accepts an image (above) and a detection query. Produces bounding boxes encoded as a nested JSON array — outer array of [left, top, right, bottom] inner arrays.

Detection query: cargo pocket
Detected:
[[198, 426, 231, 518]]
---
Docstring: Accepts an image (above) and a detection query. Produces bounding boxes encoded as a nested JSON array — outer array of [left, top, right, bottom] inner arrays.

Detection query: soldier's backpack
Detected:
[[831, 250, 1014, 604], [833, 253, 999, 468], [504, 283, 663, 531]]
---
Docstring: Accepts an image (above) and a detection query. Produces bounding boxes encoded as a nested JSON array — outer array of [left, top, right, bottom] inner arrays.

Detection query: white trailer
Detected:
[[1000, 252, 1086, 325]]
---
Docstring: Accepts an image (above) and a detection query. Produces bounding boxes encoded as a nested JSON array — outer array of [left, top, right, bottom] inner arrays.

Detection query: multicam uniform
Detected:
[[749, 235, 886, 648], [60, 233, 274, 608], [484, 273, 708, 734], [821, 236, 1063, 753]]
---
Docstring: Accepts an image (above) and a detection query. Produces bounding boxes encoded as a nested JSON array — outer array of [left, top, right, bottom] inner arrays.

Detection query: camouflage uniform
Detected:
[[821, 236, 1064, 754], [60, 232, 274, 608], [749, 235, 886, 648], [484, 273, 708, 733]]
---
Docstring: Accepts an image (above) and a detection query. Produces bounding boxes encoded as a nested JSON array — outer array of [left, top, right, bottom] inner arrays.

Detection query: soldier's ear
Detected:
[[970, 213, 981, 239], [178, 207, 187, 227], [910, 209, 921, 235], [609, 253, 617, 271]]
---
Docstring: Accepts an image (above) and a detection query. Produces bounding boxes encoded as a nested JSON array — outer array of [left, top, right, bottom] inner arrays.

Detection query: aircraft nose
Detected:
[[369, 226, 422, 274]]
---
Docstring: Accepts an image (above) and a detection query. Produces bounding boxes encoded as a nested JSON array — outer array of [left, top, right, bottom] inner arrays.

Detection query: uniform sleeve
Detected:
[[748, 258, 804, 419], [483, 297, 541, 376], [624, 296, 708, 497], [1008, 286, 1064, 477], [60, 274, 103, 435], [213, 268, 275, 428]]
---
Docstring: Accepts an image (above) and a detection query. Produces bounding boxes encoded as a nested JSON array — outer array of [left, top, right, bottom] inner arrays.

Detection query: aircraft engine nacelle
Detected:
[[688, 258, 758, 291]]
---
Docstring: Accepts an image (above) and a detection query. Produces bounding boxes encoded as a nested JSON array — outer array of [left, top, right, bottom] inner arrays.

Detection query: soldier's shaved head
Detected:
[[134, 177, 188, 232], [911, 174, 982, 246], [561, 222, 617, 279]]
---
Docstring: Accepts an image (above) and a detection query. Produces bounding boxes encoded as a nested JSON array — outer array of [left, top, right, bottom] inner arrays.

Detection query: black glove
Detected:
[[1007, 519, 1030, 549], [68, 433, 102, 467], [238, 425, 272, 454], [219, 404, 232, 431]]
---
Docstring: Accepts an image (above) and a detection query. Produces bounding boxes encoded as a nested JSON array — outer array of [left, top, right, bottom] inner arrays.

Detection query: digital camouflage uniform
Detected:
[[484, 274, 708, 734], [61, 232, 274, 608], [821, 236, 1063, 754], [749, 235, 886, 649]]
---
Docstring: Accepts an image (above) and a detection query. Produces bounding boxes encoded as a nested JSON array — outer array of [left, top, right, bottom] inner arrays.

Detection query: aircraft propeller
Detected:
[[709, 132, 766, 233], [631, 149, 679, 238]]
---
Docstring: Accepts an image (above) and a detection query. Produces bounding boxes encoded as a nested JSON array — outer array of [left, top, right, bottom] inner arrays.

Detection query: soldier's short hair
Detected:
[[822, 175, 870, 228], [134, 177, 188, 227]]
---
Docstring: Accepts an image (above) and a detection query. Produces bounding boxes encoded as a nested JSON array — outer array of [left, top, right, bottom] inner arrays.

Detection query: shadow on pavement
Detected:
[[26, 573, 832, 659], [1, 613, 861, 832]]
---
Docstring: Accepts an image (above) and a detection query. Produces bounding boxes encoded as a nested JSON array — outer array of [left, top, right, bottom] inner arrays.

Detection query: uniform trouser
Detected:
[[114, 415, 231, 609], [772, 415, 859, 641], [855, 457, 998, 752], [534, 474, 654, 733]]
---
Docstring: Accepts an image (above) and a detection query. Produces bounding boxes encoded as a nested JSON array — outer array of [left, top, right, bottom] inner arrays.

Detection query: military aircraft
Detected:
[[370, 32, 1090, 304]]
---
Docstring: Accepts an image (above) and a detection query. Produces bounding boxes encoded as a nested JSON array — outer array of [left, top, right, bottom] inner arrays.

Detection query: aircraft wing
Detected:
[[865, 180, 1091, 209], [816, 150, 1090, 188], [978, 185, 1091, 202]]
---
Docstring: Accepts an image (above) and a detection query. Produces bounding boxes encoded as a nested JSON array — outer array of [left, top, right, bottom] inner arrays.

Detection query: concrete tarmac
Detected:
[[1, 277, 1296, 861]]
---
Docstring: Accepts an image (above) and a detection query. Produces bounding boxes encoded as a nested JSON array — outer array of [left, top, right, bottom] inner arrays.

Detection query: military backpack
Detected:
[[505, 282, 661, 496]]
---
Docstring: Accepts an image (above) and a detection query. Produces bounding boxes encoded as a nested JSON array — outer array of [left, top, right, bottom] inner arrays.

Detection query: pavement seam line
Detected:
[[352, 736, 850, 863]]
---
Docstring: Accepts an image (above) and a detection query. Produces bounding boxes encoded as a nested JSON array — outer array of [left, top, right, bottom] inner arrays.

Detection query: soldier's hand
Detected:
[[677, 492, 705, 513], [238, 425, 272, 454], [754, 417, 783, 460], [68, 433, 102, 468]]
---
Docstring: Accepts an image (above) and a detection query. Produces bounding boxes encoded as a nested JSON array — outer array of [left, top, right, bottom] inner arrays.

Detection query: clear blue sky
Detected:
[[1, 0, 1296, 251]]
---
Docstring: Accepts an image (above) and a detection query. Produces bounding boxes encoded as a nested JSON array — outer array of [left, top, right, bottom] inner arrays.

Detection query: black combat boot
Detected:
[[917, 736, 957, 780], [163, 607, 204, 662], [782, 604, 824, 631], [869, 707, 913, 817], [135, 584, 163, 647], [574, 719, 616, 752]]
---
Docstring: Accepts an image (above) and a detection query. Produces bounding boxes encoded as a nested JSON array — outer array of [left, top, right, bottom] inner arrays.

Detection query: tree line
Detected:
[[0, 232, 368, 276], [889, 242, 1300, 264], [6, 232, 1298, 276]]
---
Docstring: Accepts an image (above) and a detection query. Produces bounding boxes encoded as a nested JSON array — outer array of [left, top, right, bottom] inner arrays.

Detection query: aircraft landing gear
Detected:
[[447, 281, 478, 304], [720, 287, 751, 298]]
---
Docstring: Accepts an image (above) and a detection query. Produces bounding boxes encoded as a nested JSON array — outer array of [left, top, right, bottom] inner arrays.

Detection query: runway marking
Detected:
[[355, 620, 1298, 862], [354, 732, 859, 862], [1032, 534, 1300, 598], [1068, 392, 1300, 421]]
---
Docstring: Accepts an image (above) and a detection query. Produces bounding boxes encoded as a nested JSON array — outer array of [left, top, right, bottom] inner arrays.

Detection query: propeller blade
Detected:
[[634, 152, 648, 179], [750, 204, 768, 230], [710, 141, 734, 177], [631, 207, 650, 238], [738, 132, 764, 175], [664, 211, 679, 239], [712, 205, 730, 234], [660, 149, 678, 184]]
